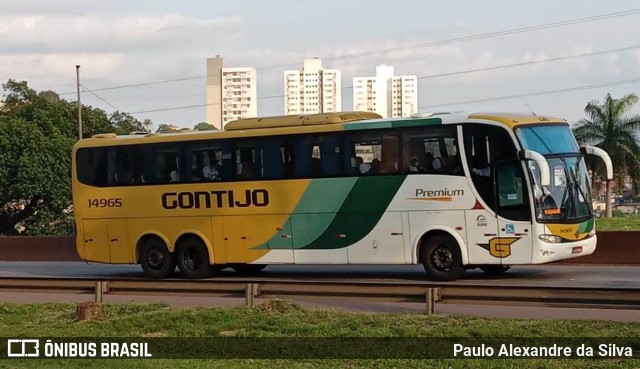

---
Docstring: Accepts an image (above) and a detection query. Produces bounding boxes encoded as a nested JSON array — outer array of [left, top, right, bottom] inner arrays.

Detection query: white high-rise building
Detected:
[[206, 56, 257, 129], [352, 65, 418, 118], [284, 58, 341, 115]]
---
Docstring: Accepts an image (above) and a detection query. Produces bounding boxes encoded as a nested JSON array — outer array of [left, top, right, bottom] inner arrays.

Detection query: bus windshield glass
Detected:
[[516, 125, 592, 222]]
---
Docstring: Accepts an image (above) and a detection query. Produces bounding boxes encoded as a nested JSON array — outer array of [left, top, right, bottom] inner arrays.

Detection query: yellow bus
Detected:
[[72, 111, 612, 280]]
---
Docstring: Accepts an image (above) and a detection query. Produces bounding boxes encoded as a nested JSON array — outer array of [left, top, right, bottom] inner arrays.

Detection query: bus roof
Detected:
[[74, 111, 567, 149]]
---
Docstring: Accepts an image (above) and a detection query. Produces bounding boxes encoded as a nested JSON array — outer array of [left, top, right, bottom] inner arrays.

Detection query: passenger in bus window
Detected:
[[202, 164, 221, 181], [169, 170, 179, 182], [239, 158, 254, 179], [448, 153, 462, 174], [446, 141, 461, 173], [202, 154, 222, 181], [369, 158, 381, 174], [354, 156, 368, 175], [423, 153, 435, 173], [432, 156, 443, 172], [408, 150, 431, 173], [471, 156, 490, 177]]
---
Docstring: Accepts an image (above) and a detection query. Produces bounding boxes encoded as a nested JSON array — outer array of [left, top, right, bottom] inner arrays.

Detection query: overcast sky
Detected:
[[2, 0, 640, 129]]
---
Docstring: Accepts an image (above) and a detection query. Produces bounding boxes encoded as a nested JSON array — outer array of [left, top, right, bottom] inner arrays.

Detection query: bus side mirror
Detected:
[[518, 150, 550, 186], [580, 145, 613, 180]]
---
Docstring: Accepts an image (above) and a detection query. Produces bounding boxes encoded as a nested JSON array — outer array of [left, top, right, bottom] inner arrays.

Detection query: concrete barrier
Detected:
[[559, 231, 640, 265], [0, 236, 79, 261], [0, 232, 637, 264]]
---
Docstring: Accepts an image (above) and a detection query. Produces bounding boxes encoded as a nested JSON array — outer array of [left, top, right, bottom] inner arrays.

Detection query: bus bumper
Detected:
[[531, 235, 597, 264]]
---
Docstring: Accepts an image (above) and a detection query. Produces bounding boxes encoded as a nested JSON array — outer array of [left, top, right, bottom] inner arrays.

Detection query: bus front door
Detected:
[[494, 161, 533, 264]]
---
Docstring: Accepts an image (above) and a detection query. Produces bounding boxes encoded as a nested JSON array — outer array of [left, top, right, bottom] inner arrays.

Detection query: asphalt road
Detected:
[[1, 262, 640, 321], [0, 262, 639, 288]]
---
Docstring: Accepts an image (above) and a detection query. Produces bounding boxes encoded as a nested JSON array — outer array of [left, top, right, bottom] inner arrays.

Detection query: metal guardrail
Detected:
[[1, 277, 639, 313]]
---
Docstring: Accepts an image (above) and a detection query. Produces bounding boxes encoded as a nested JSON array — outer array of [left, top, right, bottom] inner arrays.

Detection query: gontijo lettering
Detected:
[[162, 189, 269, 209]]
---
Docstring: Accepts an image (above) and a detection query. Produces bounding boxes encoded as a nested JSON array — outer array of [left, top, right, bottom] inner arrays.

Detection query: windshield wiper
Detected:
[[562, 159, 591, 219]]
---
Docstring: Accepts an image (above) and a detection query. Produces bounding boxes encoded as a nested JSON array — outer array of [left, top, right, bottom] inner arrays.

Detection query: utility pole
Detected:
[[76, 65, 83, 140]]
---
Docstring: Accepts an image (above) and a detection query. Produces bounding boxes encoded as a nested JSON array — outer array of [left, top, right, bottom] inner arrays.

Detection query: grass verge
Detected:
[[0, 300, 638, 368], [596, 215, 640, 231]]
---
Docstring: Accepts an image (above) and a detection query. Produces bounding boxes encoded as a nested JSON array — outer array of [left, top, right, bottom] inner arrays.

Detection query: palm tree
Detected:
[[573, 93, 640, 217]]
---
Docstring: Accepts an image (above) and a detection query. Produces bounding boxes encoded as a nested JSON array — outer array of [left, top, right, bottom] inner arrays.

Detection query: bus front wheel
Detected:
[[140, 238, 175, 279], [176, 238, 212, 279], [421, 234, 464, 281]]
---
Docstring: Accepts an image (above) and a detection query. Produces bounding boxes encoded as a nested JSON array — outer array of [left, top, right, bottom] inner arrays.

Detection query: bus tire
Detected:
[[232, 264, 267, 274], [140, 238, 175, 279], [176, 238, 212, 279], [479, 265, 511, 275], [421, 233, 464, 281]]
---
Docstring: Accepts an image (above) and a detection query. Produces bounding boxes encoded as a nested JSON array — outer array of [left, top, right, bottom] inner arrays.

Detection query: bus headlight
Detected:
[[538, 234, 562, 243]]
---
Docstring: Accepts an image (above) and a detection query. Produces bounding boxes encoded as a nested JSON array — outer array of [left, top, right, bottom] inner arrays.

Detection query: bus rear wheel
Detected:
[[479, 265, 511, 275], [140, 238, 175, 279], [176, 238, 212, 279], [421, 234, 464, 281], [232, 264, 267, 275]]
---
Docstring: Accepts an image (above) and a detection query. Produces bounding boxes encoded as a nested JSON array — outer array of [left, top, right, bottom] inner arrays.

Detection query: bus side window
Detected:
[[220, 146, 234, 180], [403, 126, 458, 175], [110, 148, 136, 185], [149, 146, 181, 184], [262, 138, 284, 179], [76, 148, 108, 187], [380, 133, 399, 174], [319, 135, 342, 176], [292, 137, 314, 177], [186, 142, 225, 182], [235, 143, 262, 180]]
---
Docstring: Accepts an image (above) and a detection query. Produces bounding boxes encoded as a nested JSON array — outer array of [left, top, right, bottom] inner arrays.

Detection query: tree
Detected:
[[0, 117, 75, 235], [1, 79, 114, 139], [156, 124, 180, 133], [193, 122, 217, 131], [109, 111, 146, 135], [0, 80, 119, 235], [573, 93, 640, 217]]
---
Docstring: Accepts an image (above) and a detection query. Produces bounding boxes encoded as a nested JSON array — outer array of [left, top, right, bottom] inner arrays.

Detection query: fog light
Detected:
[[572, 246, 583, 254], [538, 234, 562, 243]]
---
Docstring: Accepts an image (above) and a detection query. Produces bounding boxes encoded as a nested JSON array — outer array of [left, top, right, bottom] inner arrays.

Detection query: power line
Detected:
[[128, 44, 640, 114], [59, 7, 640, 96], [412, 44, 640, 82], [418, 78, 640, 110], [81, 86, 122, 112], [309, 8, 640, 63]]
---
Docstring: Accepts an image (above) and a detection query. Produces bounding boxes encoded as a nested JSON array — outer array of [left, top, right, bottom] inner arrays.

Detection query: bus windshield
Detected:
[[516, 125, 592, 222]]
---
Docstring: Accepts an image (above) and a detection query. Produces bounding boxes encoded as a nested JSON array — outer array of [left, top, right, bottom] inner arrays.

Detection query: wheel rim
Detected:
[[183, 247, 202, 272], [431, 245, 454, 271], [147, 249, 164, 270]]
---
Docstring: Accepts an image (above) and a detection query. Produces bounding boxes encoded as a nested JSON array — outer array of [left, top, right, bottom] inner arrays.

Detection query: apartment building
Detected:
[[284, 58, 341, 115], [352, 65, 418, 118], [206, 56, 257, 129]]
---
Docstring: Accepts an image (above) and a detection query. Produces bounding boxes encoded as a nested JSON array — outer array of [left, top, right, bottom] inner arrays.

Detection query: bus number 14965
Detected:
[[88, 198, 123, 208]]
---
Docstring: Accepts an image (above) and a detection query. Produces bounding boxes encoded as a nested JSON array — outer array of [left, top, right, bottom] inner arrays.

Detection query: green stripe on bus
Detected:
[[343, 117, 442, 131], [293, 178, 358, 214], [579, 218, 595, 233], [300, 175, 406, 249], [254, 178, 357, 250]]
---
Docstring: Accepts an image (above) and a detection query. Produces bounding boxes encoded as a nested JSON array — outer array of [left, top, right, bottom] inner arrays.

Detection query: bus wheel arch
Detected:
[[175, 234, 213, 279], [417, 230, 465, 281], [137, 235, 176, 279]]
